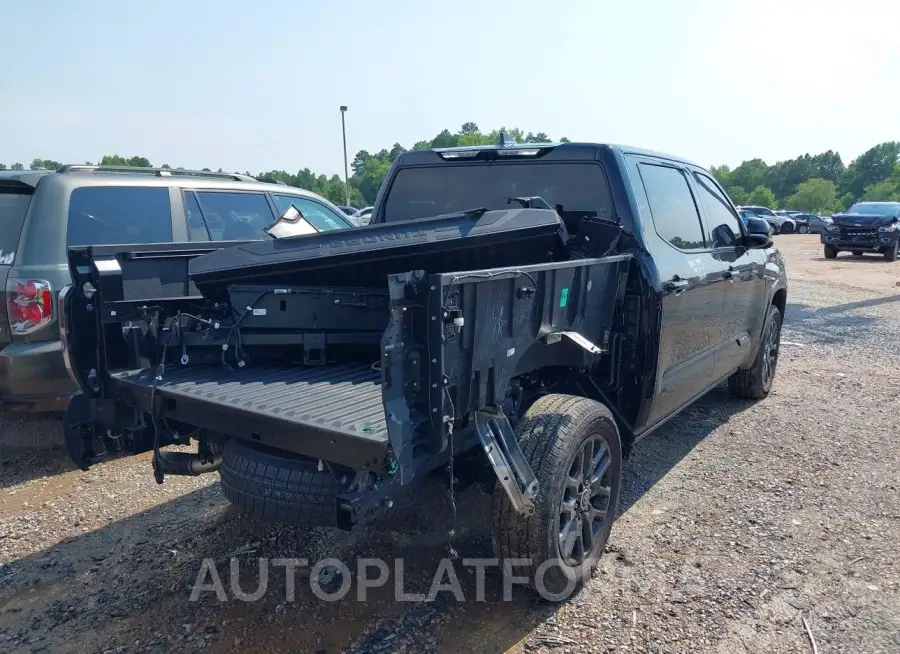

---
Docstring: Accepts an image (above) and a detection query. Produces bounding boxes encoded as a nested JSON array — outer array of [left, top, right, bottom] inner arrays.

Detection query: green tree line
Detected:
[[710, 141, 900, 213], [3, 124, 898, 214]]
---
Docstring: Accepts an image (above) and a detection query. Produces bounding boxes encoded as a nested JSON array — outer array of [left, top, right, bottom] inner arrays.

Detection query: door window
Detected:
[[273, 195, 350, 232], [194, 191, 275, 241], [638, 164, 706, 251], [693, 172, 743, 248]]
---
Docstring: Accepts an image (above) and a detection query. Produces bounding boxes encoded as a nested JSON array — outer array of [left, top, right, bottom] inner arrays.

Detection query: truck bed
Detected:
[[65, 231, 635, 481], [111, 362, 389, 469]]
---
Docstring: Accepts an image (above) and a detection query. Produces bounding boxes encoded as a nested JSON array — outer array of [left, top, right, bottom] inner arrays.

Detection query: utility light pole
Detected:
[[339, 105, 350, 206]]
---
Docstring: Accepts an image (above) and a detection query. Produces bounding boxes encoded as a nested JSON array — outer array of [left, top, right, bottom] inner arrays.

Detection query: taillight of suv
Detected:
[[7, 278, 54, 334]]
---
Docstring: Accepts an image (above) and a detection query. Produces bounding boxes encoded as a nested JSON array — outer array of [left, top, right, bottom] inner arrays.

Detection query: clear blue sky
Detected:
[[2, 0, 897, 176]]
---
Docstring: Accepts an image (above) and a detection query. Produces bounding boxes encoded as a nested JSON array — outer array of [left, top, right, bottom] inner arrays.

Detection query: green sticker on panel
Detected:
[[559, 287, 569, 308]]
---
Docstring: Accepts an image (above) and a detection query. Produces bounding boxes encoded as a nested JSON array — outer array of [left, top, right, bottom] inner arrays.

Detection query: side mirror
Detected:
[[745, 216, 774, 236], [744, 233, 773, 249]]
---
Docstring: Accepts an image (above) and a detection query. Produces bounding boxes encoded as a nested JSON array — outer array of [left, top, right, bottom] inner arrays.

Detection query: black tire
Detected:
[[728, 304, 782, 399], [798, 224, 810, 234], [220, 438, 345, 526], [885, 240, 898, 262], [824, 245, 838, 259], [781, 222, 795, 234], [491, 394, 622, 600]]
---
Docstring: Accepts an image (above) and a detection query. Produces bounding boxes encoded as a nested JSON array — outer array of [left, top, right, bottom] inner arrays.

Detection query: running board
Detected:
[[474, 408, 539, 515]]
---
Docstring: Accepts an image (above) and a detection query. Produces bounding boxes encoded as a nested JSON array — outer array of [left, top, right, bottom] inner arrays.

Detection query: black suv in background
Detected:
[[822, 201, 900, 261], [0, 165, 354, 412]]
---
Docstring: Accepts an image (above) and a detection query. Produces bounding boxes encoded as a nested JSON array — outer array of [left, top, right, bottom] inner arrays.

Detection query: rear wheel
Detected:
[[824, 245, 838, 259], [885, 240, 898, 262], [492, 394, 622, 600], [728, 304, 782, 399], [780, 222, 795, 234]]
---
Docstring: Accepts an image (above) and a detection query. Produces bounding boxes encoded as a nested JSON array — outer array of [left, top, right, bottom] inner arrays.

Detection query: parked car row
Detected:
[[740, 199, 900, 260], [737, 205, 833, 235]]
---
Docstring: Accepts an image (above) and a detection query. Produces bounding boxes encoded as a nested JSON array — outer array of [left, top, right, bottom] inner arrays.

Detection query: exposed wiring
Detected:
[[439, 269, 538, 346], [446, 422, 458, 560], [221, 290, 269, 369], [443, 269, 538, 303]]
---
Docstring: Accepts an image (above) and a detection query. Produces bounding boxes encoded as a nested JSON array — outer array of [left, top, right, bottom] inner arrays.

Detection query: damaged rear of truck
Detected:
[[61, 139, 754, 595]]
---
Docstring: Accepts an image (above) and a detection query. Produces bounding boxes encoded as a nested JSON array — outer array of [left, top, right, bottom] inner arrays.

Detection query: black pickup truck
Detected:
[[60, 138, 786, 596]]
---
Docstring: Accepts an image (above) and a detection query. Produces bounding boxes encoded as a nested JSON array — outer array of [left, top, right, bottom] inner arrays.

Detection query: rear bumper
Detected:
[[821, 231, 899, 251], [0, 339, 78, 412]]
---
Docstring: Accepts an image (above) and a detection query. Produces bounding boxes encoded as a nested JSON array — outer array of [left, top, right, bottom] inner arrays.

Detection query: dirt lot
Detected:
[[1, 235, 898, 654]]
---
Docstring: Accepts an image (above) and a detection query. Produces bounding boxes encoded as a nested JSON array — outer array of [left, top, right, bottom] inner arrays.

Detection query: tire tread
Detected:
[[220, 440, 344, 526]]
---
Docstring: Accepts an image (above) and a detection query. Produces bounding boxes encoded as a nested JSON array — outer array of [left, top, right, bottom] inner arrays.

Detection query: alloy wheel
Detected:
[[558, 436, 614, 566]]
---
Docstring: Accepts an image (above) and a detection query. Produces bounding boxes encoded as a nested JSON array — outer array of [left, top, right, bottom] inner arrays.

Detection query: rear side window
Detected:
[[194, 191, 275, 241], [638, 164, 706, 251], [0, 189, 32, 264], [67, 187, 172, 246], [273, 195, 348, 232]]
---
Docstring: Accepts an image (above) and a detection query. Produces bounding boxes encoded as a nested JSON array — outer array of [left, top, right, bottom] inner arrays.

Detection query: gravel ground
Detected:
[[1, 235, 899, 654]]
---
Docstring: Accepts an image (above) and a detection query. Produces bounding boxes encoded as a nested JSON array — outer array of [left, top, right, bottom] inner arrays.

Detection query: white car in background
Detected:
[[352, 206, 374, 225]]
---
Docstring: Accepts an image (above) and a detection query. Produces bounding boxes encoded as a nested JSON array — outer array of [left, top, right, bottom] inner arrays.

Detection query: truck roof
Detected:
[[396, 141, 702, 169]]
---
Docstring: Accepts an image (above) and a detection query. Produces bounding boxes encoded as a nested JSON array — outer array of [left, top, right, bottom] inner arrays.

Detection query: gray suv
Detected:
[[0, 165, 354, 412]]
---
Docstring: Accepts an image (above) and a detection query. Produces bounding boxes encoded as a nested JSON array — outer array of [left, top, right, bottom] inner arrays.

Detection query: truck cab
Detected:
[[371, 140, 786, 432]]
